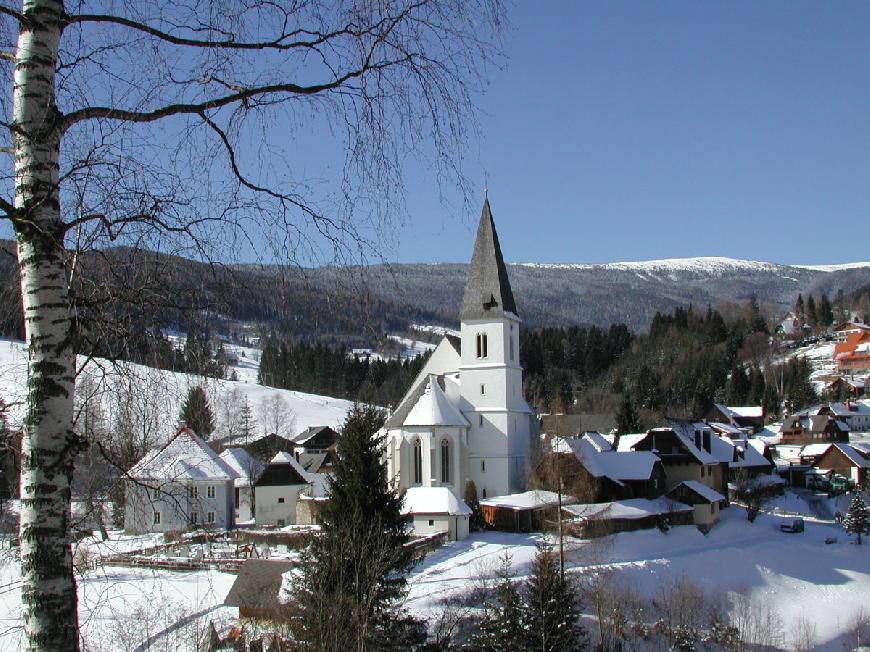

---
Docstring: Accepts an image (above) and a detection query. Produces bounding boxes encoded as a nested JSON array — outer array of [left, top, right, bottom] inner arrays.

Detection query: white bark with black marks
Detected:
[[13, 1, 81, 650]]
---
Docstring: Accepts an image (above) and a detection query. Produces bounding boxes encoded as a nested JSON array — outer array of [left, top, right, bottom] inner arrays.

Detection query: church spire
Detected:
[[460, 197, 518, 321]]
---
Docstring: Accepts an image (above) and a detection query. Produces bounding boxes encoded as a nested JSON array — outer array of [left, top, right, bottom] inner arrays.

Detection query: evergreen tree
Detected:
[[616, 392, 641, 434], [473, 554, 526, 651], [522, 545, 586, 652], [747, 366, 765, 406], [238, 395, 257, 443], [844, 494, 870, 545], [179, 385, 215, 438], [464, 479, 484, 532], [819, 294, 835, 327], [807, 296, 818, 327], [725, 364, 750, 405], [795, 293, 805, 320], [762, 381, 780, 421], [291, 405, 419, 649]]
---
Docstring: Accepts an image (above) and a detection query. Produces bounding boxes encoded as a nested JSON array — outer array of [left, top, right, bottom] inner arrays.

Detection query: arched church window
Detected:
[[510, 324, 515, 361], [441, 439, 451, 484], [413, 439, 422, 484]]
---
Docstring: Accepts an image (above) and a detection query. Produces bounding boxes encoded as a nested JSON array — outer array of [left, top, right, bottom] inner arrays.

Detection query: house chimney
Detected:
[[694, 431, 702, 451]]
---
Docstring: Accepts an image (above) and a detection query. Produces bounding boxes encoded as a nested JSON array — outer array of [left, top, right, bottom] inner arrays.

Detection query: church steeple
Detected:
[[460, 198, 517, 321]]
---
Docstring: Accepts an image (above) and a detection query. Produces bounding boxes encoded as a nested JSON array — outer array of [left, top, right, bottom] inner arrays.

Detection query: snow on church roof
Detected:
[[403, 376, 469, 428], [402, 486, 472, 516], [129, 426, 236, 481]]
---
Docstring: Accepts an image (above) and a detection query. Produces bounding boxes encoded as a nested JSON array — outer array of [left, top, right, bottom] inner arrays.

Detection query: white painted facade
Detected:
[[253, 484, 307, 527], [385, 200, 534, 507]]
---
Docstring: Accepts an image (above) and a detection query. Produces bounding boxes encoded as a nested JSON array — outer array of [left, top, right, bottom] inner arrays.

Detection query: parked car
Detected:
[[780, 518, 805, 533]]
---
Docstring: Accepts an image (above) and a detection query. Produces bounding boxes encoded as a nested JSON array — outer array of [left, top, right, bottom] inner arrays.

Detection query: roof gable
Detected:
[[460, 198, 518, 321], [129, 427, 235, 481], [403, 375, 469, 428]]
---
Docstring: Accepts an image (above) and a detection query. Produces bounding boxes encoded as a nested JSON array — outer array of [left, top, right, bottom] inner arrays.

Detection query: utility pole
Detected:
[[556, 473, 565, 584]]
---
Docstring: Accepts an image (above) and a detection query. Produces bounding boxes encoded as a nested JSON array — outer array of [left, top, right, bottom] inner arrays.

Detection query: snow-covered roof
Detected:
[[706, 435, 771, 469], [662, 420, 720, 465], [403, 376, 469, 428], [830, 444, 870, 468], [129, 427, 236, 481], [714, 404, 763, 420], [269, 451, 317, 482], [402, 486, 472, 516], [480, 490, 578, 511], [563, 497, 692, 521], [675, 480, 726, 503], [828, 402, 870, 417], [582, 431, 612, 452], [614, 433, 647, 452], [707, 422, 745, 436], [219, 448, 265, 486], [801, 443, 832, 458], [552, 436, 659, 483]]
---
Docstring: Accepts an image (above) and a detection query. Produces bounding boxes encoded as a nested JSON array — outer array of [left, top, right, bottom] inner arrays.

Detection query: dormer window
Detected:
[[476, 333, 488, 359]]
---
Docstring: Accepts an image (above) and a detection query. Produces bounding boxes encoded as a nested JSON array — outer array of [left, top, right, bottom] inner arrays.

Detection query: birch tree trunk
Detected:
[[12, 1, 80, 649]]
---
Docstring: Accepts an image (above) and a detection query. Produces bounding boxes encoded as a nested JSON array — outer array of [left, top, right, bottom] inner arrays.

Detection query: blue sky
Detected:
[[394, 2, 870, 265]]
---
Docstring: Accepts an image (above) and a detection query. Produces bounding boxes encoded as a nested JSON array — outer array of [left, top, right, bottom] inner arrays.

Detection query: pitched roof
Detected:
[[460, 198, 518, 321], [291, 425, 339, 447], [254, 453, 310, 487], [564, 497, 693, 521], [128, 427, 236, 481], [219, 448, 265, 486], [828, 443, 870, 468], [402, 486, 472, 516], [298, 452, 330, 473], [672, 480, 727, 504], [661, 420, 719, 465], [552, 436, 659, 483], [480, 490, 578, 511], [224, 559, 296, 609], [403, 375, 469, 428]]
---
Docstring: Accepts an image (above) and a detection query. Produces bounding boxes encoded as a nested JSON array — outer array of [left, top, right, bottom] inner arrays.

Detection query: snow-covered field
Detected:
[[1, 500, 868, 650], [0, 337, 353, 443], [405, 506, 870, 650]]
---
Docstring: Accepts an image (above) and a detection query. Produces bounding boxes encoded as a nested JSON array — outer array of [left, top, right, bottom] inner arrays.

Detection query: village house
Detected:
[[834, 331, 870, 373], [825, 376, 866, 399], [780, 413, 849, 445], [813, 443, 870, 489], [219, 448, 264, 524], [625, 420, 724, 497], [125, 426, 236, 534], [253, 452, 313, 527], [385, 198, 537, 539], [666, 480, 727, 530], [820, 401, 870, 432], [710, 404, 764, 433], [542, 432, 666, 502]]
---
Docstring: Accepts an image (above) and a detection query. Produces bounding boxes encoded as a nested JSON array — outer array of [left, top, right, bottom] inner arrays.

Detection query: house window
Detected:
[[476, 333, 488, 359], [234, 487, 240, 509], [153, 511, 161, 525], [481, 460, 486, 473], [278, 497, 285, 504], [428, 519, 435, 526], [207, 485, 215, 498], [189, 485, 198, 499], [413, 439, 422, 484], [150, 487, 161, 500], [207, 511, 215, 524], [441, 439, 451, 484], [479, 414, 483, 427], [480, 384, 486, 395], [190, 512, 198, 525]]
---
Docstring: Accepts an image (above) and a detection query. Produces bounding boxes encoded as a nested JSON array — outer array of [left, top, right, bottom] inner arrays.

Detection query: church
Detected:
[[385, 198, 536, 515]]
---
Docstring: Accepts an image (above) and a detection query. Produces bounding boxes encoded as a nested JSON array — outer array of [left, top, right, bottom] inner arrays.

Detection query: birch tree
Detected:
[[1, 1, 504, 649]]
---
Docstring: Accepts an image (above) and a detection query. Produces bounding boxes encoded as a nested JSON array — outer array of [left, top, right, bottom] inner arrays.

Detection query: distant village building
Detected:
[[710, 404, 764, 433], [219, 448, 264, 523], [834, 331, 870, 373], [780, 413, 849, 445], [385, 199, 537, 539], [401, 486, 472, 541], [253, 452, 313, 527], [125, 426, 236, 534], [813, 443, 870, 488]]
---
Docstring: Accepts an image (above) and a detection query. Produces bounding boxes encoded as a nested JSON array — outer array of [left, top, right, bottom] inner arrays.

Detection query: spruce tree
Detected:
[[616, 392, 640, 434], [179, 385, 215, 438], [473, 554, 526, 651], [844, 494, 870, 545], [522, 545, 587, 652], [291, 405, 420, 650], [464, 479, 484, 531]]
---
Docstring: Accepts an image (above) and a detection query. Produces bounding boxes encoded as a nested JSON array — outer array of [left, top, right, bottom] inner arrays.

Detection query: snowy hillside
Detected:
[[0, 338, 354, 442]]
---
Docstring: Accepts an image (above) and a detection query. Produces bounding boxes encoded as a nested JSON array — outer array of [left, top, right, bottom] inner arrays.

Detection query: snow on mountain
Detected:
[[517, 256, 841, 276], [0, 337, 353, 442]]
